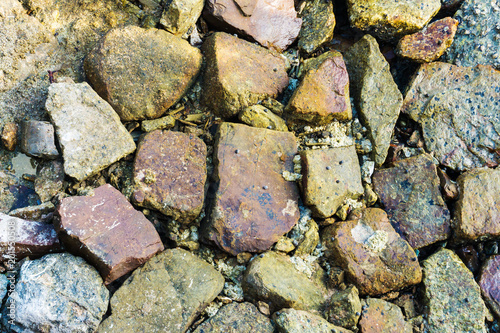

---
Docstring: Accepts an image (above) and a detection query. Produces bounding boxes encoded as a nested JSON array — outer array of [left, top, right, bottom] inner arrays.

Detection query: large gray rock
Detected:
[[273, 308, 352, 333]]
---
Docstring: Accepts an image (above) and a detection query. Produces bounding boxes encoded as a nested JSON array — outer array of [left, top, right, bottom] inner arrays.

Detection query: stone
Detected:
[[286, 54, 351, 124], [34, 160, 65, 203], [239, 105, 288, 131], [479, 255, 500, 319], [56, 184, 164, 284], [358, 298, 411, 333], [1, 122, 17, 151], [275, 236, 295, 253], [160, 0, 204, 36], [46, 82, 136, 181], [436, 167, 459, 200], [132, 130, 207, 224], [273, 308, 352, 333], [98, 248, 224, 333], [193, 302, 274, 333], [0, 171, 20, 213], [261, 97, 285, 116], [203, 0, 302, 51], [300, 146, 363, 218], [322, 208, 422, 296], [396, 17, 458, 63], [19, 120, 59, 159], [0, 274, 7, 303], [455, 245, 480, 273], [327, 285, 361, 331], [8, 201, 54, 222], [298, 0, 335, 54], [372, 153, 451, 249], [205, 123, 300, 255], [344, 35, 403, 166], [294, 219, 319, 257], [401, 62, 500, 171], [1, 253, 109, 333], [347, 0, 441, 41], [84, 26, 202, 121], [141, 115, 176, 132], [422, 248, 488, 333]]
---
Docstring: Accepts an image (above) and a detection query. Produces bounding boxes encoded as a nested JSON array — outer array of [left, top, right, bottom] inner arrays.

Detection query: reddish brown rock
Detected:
[[132, 130, 207, 224], [479, 255, 500, 318], [201, 32, 289, 119], [372, 153, 451, 249], [396, 17, 458, 63], [321, 208, 422, 296], [55, 184, 164, 284], [205, 123, 300, 255], [203, 0, 302, 51], [19, 120, 59, 159], [358, 298, 411, 333], [1, 122, 17, 151]]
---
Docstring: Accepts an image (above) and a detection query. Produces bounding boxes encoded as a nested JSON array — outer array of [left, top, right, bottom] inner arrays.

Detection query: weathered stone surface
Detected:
[[479, 255, 500, 319], [34, 160, 65, 203], [347, 0, 441, 41], [372, 153, 451, 249], [19, 120, 58, 159], [239, 105, 288, 131], [56, 184, 164, 284], [0, 171, 20, 213], [0, 274, 7, 303], [273, 308, 352, 333], [201, 32, 289, 119], [1, 122, 17, 151], [85, 26, 202, 121], [1, 253, 109, 333], [8, 201, 54, 222], [322, 208, 422, 296], [132, 130, 207, 224], [358, 298, 411, 333], [344, 35, 403, 166], [422, 248, 488, 333], [46, 82, 136, 181], [98, 248, 224, 333], [141, 115, 176, 132], [396, 17, 458, 63], [193, 302, 274, 333], [294, 219, 319, 257], [203, 0, 302, 51], [205, 123, 300, 255], [327, 285, 361, 330], [298, 0, 335, 54], [402, 63, 500, 171], [160, 0, 204, 36], [286, 54, 351, 124]]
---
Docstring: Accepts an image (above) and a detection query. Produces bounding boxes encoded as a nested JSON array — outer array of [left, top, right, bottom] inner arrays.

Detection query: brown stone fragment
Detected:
[[358, 298, 411, 333], [19, 120, 59, 159], [479, 255, 500, 319], [436, 167, 458, 200], [1, 122, 17, 151], [55, 184, 164, 284]]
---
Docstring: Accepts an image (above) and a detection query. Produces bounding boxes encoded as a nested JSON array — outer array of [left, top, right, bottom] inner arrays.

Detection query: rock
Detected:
[[273, 308, 352, 333], [84, 26, 202, 121], [1, 122, 17, 151], [436, 167, 459, 200], [8, 201, 54, 222], [455, 245, 480, 273], [275, 236, 296, 253], [205, 123, 300, 255], [203, 0, 302, 51], [193, 302, 274, 333], [321, 208, 422, 296], [286, 54, 351, 124], [372, 153, 451, 249], [1, 253, 109, 333], [46, 82, 136, 181], [0, 171, 20, 213], [56, 184, 164, 284], [132, 130, 207, 224], [261, 97, 285, 116], [160, 0, 204, 36], [239, 105, 288, 131], [298, 0, 335, 54], [454, 168, 500, 242], [422, 248, 488, 333], [479, 255, 500, 319], [98, 248, 224, 333], [327, 285, 361, 331], [358, 298, 411, 333], [141, 115, 176, 132], [347, 0, 441, 41], [19, 120, 59, 159], [401, 62, 500, 171], [300, 146, 363, 218], [0, 274, 7, 303], [344, 35, 403, 166], [34, 160, 65, 203], [396, 17, 459, 63], [201, 33, 289, 119], [294, 219, 319, 257]]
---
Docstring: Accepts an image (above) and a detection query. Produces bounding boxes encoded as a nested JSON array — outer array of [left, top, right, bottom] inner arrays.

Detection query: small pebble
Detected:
[[326, 166, 331, 170], [356, 312, 361, 316], [235, 149, 239, 154], [263, 185, 268, 190], [339, 160, 343, 165], [336, 180, 340, 183], [267, 125, 272, 129]]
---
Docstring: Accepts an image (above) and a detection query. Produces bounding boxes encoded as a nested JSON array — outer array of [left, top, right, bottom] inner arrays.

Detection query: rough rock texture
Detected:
[[19, 120, 59, 159], [422, 248, 488, 333], [160, 0, 204, 36], [344, 35, 403, 166], [0, 274, 7, 302], [46, 82, 136, 181], [133, 130, 207, 224], [396, 17, 458, 63], [98, 248, 224, 333], [34, 160, 65, 203], [141, 115, 176, 132], [201, 32, 289, 119], [273, 308, 352, 333], [239, 105, 288, 131], [347, 0, 441, 41], [1, 253, 109, 333], [203, 0, 302, 51], [2, 123, 17, 151], [298, 0, 335, 54], [85, 26, 202, 121], [479, 255, 500, 319], [205, 123, 300, 255], [300, 146, 363, 218], [401, 62, 500, 171], [327, 285, 361, 330], [56, 184, 164, 285], [0, 171, 24, 213], [372, 153, 451, 249], [8, 201, 54, 222], [358, 298, 411, 333], [454, 168, 500, 242], [322, 208, 422, 296], [193, 302, 274, 333]]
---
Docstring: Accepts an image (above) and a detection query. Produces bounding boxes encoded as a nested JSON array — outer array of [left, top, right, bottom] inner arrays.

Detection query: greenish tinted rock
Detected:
[[326, 285, 361, 331], [160, 0, 204, 36], [358, 298, 411, 333], [294, 219, 319, 257], [275, 236, 296, 253], [239, 105, 288, 131], [141, 115, 176, 132], [261, 98, 285, 116], [298, 0, 335, 53], [273, 308, 352, 333]]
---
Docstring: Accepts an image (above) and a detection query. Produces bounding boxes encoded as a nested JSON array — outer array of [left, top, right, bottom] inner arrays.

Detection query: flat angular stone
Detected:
[[298, 0, 335, 54], [56, 184, 164, 284], [300, 146, 363, 218], [327, 285, 361, 331], [205, 123, 300, 255], [160, 0, 204, 36], [201, 32, 289, 119], [132, 130, 207, 224], [273, 308, 352, 333], [8, 201, 54, 222], [1, 122, 17, 151], [239, 105, 288, 131], [358, 298, 411, 333], [479, 255, 500, 319], [19, 120, 58, 159], [322, 208, 422, 296], [372, 154, 451, 249], [34, 160, 65, 203]]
